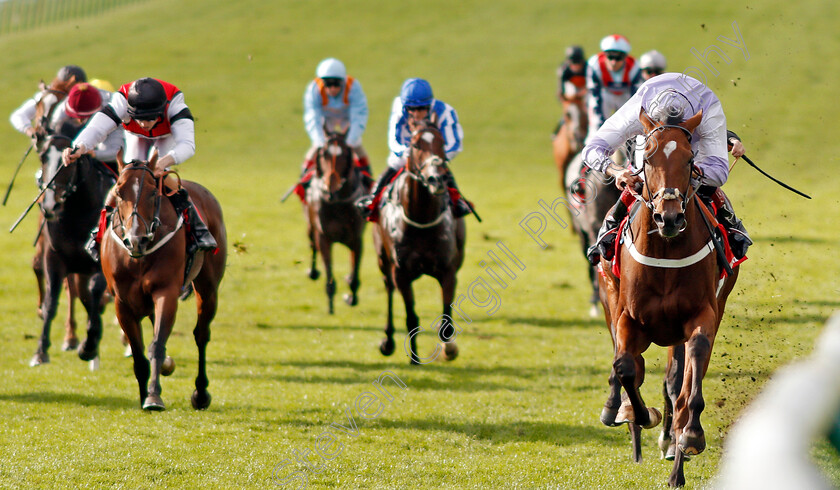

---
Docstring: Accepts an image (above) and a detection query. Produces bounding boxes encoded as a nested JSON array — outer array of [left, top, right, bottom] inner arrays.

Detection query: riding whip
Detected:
[[741, 155, 811, 199], [280, 182, 299, 203], [9, 164, 66, 233], [3, 140, 36, 206]]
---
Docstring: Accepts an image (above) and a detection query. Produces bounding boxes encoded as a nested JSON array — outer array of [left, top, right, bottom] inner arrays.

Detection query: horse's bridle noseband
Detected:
[[114, 163, 162, 244], [633, 124, 700, 221]]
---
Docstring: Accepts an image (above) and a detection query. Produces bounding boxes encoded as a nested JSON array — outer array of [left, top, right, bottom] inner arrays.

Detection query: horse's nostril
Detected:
[[653, 213, 664, 225], [675, 213, 686, 228]]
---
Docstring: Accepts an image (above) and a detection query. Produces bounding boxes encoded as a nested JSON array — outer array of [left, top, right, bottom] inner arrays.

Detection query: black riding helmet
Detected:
[[57, 65, 87, 83], [126, 78, 167, 120], [565, 45, 585, 64]]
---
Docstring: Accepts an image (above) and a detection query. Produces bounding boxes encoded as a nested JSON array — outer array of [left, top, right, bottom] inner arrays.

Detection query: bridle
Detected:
[[316, 134, 360, 202], [111, 163, 182, 257], [406, 127, 448, 194], [631, 124, 700, 228]]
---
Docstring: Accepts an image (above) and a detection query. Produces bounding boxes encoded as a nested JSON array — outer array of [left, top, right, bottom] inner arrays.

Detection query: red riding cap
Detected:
[[66, 83, 102, 119]]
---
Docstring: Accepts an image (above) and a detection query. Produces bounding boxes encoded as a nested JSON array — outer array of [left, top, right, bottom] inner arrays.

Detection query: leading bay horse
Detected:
[[29, 135, 114, 367], [101, 153, 227, 410], [597, 108, 740, 487], [373, 120, 465, 364], [303, 131, 367, 314]]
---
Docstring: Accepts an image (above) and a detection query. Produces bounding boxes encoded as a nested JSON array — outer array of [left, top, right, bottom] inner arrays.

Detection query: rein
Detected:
[[111, 164, 183, 258]]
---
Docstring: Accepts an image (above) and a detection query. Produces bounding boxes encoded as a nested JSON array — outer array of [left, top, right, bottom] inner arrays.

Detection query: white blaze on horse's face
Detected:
[[326, 143, 342, 156], [662, 140, 677, 159], [421, 132, 435, 144]]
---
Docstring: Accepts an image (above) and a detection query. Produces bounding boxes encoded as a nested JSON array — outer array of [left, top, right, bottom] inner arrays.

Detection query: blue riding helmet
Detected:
[[400, 78, 434, 108]]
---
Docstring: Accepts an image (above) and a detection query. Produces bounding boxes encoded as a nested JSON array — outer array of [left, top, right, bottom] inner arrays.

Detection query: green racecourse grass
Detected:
[[1, 0, 839, 488]]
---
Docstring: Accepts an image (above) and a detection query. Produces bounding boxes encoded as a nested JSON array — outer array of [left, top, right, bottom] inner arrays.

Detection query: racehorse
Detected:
[[552, 95, 588, 188], [565, 153, 621, 318], [373, 120, 465, 364], [596, 108, 740, 487], [101, 153, 227, 410], [29, 135, 114, 367], [303, 132, 367, 314]]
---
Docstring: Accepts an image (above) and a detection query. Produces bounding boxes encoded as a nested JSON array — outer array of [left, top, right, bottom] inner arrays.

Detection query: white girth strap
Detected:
[[622, 225, 714, 268], [109, 216, 184, 257], [398, 205, 446, 229]]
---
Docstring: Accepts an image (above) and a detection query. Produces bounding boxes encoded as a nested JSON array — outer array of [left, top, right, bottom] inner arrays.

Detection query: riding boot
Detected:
[[586, 188, 636, 265], [716, 197, 752, 260], [85, 205, 114, 262], [168, 188, 217, 256], [355, 156, 375, 191], [293, 159, 316, 202], [442, 170, 473, 218], [356, 166, 399, 221]]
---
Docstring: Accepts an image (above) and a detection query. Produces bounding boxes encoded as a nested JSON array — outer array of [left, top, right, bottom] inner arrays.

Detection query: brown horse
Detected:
[[303, 132, 366, 314], [373, 120, 465, 364], [597, 109, 740, 487], [552, 95, 588, 188], [101, 154, 227, 410]]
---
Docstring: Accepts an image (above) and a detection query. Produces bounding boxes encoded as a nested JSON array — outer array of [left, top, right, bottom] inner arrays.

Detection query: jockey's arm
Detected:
[[387, 97, 408, 157], [345, 82, 369, 147], [67, 112, 117, 164], [582, 90, 644, 175], [693, 103, 729, 188], [93, 128, 124, 162], [727, 129, 745, 158], [585, 61, 606, 130], [303, 83, 326, 147], [439, 104, 464, 161], [10, 95, 38, 136]]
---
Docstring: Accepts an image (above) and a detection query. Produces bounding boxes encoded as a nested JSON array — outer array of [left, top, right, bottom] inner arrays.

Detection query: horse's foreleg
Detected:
[[676, 313, 716, 457], [62, 276, 79, 351], [306, 211, 320, 281], [75, 274, 106, 363], [379, 266, 396, 357], [191, 278, 217, 410], [613, 313, 659, 429], [318, 234, 335, 314], [438, 272, 459, 361], [344, 237, 362, 307], [31, 258, 65, 367], [395, 273, 420, 365], [144, 291, 178, 411], [33, 235, 45, 319], [115, 300, 148, 407], [661, 344, 685, 460]]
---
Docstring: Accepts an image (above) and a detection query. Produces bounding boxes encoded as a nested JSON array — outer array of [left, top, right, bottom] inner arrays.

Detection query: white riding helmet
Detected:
[[316, 58, 347, 80], [640, 50, 667, 70], [600, 34, 632, 54]]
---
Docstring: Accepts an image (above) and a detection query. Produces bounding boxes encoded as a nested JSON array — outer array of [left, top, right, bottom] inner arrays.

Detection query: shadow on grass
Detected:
[[504, 316, 605, 329], [752, 234, 833, 245], [0, 391, 129, 409]]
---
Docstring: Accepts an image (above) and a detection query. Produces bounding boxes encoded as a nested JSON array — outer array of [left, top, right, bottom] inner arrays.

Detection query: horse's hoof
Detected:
[[589, 304, 599, 318], [658, 431, 672, 459], [124, 344, 133, 358], [191, 390, 212, 410], [344, 274, 353, 285], [62, 338, 79, 351], [36, 307, 44, 320], [678, 428, 706, 455], [142, 394, 166, 411], [307, 268, 320, 280], [161, 356, 176, 376], [442, 342, 459, 361], [615, 401, 634, 425], [379, 338, 395, 356], [89, 356, 100, 371], [642, 407, 662, 429], [600, 406, 619, 426], [29, 352, 49, 367], [343, 293, 358, 306], [77, 342, 98, 362]]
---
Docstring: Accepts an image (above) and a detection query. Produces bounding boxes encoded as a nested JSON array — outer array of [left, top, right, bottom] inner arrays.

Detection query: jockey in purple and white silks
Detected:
[[358, 78, 471, 222], [582, 72, 751, 264]]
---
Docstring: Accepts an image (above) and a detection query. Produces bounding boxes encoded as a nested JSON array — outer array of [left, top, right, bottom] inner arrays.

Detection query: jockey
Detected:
[[639, 50, 667, 81], [585, 34, 642, 140], [10, 65, 87, 139], [582, 72, 752, 264], [62, 77, 217, 259], [49, 83, 123, 172], [296, 58, 371, 200], [357, 78, 469, 222], [558, 45, 587, 103], [554, 45, 587, 134]]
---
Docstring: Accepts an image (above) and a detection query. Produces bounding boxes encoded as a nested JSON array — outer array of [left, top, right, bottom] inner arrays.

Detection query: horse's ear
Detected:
[[639, 107, 656, 132], [149, 149, 159, 168], [680, 110, 703, 134], [116, 147, 125, 172]]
